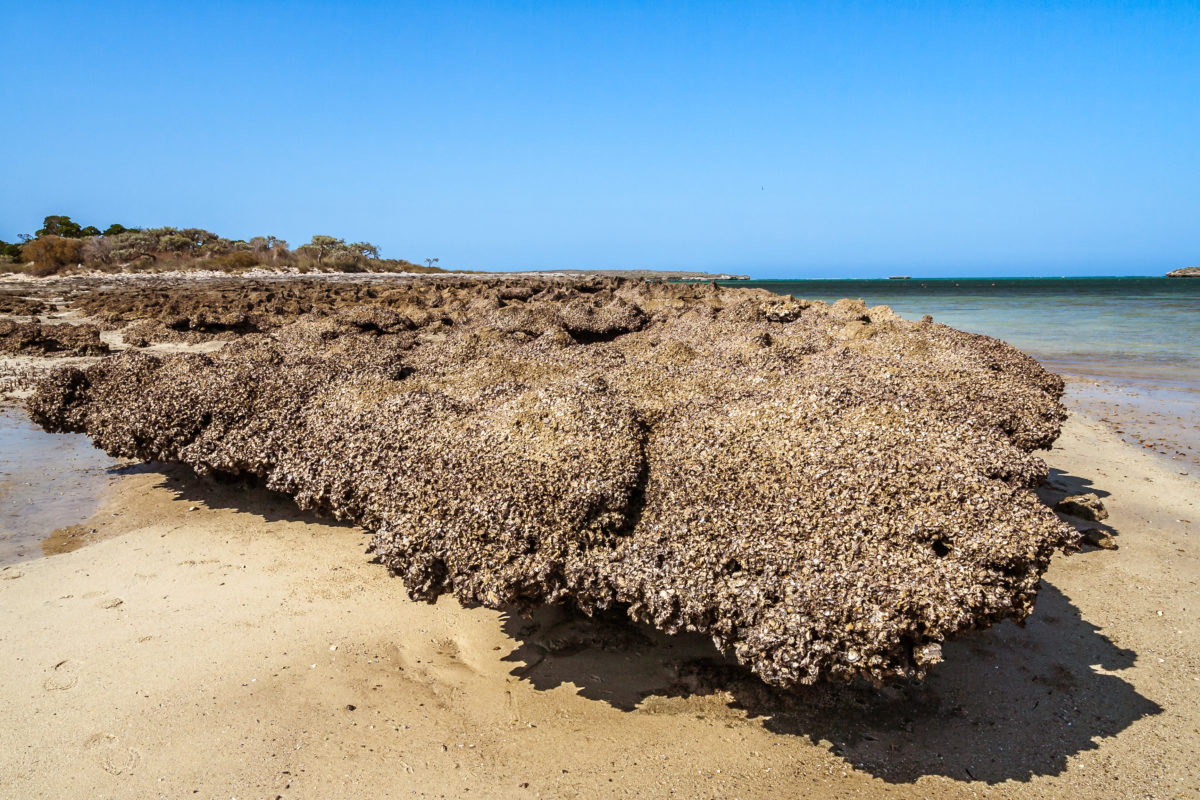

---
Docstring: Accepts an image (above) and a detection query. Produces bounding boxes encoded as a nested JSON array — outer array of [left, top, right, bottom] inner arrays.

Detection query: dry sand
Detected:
[[0, 411, 1197, 799]]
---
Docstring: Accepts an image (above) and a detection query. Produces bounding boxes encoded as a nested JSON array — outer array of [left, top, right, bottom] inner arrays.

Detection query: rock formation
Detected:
[[0, 320, 109, 357], [27, 279, 1078, 686], [1166, 267, 1200, 277], [1054, 493, 1108, 522]]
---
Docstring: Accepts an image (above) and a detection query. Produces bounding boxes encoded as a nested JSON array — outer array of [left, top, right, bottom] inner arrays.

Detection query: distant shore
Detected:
[[2, 266, 751, 285]]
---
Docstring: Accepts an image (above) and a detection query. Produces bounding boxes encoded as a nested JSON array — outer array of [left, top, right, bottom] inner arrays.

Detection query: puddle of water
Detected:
[[0, 405, 121, 565]]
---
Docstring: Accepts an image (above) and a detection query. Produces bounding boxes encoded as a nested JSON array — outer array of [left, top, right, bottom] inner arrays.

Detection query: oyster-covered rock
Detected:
[[0, 320, 109, 357], [27, 279, 1078, 686], [1055, 493, 1108, 522]]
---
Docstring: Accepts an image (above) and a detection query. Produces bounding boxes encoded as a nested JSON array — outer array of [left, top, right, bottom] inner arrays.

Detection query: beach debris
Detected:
[[1080, 528, 1118, 550], [26, 277, 1078, 687], [1054, 493, 1109, 522]]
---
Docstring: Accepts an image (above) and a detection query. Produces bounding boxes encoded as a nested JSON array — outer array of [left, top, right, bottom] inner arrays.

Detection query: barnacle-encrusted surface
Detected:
[[0, 320, 109, 357], [28, 278, 1077, 686], [0, 291, 51, 318]]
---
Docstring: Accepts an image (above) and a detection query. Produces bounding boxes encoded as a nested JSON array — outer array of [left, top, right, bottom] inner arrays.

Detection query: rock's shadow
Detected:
[[1037, 467, 1121, 544], [501, 581, 1160, 784], [127, 463, 1159, 784], [118, 462, 360, 528], [1041, 466, 1110, 500]]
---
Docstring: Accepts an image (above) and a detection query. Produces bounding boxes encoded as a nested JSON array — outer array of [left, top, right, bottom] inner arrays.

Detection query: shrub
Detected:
[[0, 240, 22, 263], [81, 236, 113, 268], [20, 236, 85, 276], [210, 252, 260, 271]]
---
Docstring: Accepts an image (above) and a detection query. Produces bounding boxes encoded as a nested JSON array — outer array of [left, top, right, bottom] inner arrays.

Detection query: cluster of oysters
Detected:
[[28, 277, 1078, 687], [0, 319, 109, 357]]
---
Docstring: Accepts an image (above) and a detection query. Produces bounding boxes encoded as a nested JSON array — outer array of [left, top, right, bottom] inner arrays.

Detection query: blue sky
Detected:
[[2, 1, 1198, 278]]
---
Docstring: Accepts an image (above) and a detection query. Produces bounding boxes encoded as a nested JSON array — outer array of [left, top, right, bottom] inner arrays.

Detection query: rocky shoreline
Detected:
[[1166, 266, 1200, 277], [22, 276, 1077, 686]]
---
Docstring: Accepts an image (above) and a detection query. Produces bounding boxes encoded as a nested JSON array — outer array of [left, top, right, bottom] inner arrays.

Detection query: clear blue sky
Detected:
[[2, 1, 1198, 278]]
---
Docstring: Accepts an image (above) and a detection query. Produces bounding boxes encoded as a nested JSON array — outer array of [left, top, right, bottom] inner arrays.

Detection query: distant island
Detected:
[[1166, 266, 1200, 278]]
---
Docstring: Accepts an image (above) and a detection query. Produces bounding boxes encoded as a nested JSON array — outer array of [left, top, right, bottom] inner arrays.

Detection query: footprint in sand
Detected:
[[1, 568, 22, 581], [84, 733, 140, 775], [44, 659, 80, 691], [99, 597, 124, 610]]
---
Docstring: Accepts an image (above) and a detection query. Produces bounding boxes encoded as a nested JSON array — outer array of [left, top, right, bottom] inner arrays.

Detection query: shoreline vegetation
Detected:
[[0, 215, 749, 281], [0, 214, 455, 277]]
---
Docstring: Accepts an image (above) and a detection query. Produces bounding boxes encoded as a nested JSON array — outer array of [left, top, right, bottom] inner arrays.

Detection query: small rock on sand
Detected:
[[1055, 493, 1109, 521], [1081, 528, 1118, 550]]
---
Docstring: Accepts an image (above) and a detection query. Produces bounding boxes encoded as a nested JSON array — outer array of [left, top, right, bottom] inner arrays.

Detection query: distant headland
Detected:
[[0, 214, 749, 281], [1166, 266, 1200, 278], [0, 214, 454, 277]]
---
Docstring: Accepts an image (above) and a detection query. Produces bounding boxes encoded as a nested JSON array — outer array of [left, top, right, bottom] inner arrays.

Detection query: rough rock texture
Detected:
[[0, 320, 109, 357], [1081, 528, 1118, 550], [1166, 266, 1200, 278], [0, 291, 51, 317], [1055, 493, 1108, 522], [27, 279, 1078, 687]]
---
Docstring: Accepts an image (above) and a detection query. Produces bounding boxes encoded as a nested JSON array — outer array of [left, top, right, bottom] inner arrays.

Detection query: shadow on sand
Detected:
[[500, 582, 1159, 784], [501, 466, 1157, 785], [135, 462, 1161, 785], [1037, 467, 1122, 545], [117, 461, 362, 529]]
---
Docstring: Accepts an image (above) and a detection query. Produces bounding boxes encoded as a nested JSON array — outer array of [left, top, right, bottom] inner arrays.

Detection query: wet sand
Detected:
[[0, 410, 1196, 799], [1062, 376, 1200, 473]]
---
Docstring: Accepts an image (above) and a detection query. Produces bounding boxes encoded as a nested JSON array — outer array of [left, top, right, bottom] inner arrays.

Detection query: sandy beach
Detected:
[[6, 0, 1198, 792], [1, 407, 1196, 799]]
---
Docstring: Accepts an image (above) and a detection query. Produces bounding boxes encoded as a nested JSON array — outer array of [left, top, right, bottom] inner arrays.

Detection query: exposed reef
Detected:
[[27, 278, 1077, 687], [0, 320, 109, 357], [0, 291, 52, 318], [1166, 266, 1200, 278]]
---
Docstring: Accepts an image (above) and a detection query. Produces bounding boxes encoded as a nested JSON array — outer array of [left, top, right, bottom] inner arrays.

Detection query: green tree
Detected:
[[36, 215, 85, 238], [302, 235, 344, 266], [350, 241, 379, 259], [103, 223, 134, 236], [160, 233, 194, 253], [80, 225, 101, 237]]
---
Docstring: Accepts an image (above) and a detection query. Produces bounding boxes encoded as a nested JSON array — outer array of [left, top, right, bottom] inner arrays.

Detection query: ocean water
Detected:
[[0, 406, 119, 564], [732, 277, 1199, 378], [733, 276, 1200, 467]]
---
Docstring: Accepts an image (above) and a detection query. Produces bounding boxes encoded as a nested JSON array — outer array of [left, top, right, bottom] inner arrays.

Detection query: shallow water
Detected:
[[737, 276, 1200, 470], [735, 277, 1198, 370], [0, 405, 119, 564]]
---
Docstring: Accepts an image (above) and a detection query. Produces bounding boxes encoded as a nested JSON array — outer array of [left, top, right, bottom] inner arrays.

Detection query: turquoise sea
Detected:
[[734, 276, 1200, 467], [734, 277, 1199, 382]]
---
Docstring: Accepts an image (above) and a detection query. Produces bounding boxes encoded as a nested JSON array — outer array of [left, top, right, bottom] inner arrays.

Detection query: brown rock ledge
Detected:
[[26, 278, 1078, 687]]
